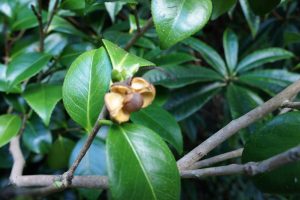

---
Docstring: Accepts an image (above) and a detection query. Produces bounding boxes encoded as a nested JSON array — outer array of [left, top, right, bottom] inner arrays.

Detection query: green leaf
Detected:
[[211, 0, 237, 20], [223, 28, 239, 73], [61, 0, 85, 10], [23, 84, 62, 126], [60, 43, 94, 67], [143, 65, 223, 89], [102, 39, 154, 79], [248, 0, 280, 15], [284, 32, 300, 46], [47, 136, 75, 169], [239, 0, 260, 37], [131, 104, 183, 154], [236, 48, 294, 73], [226, 84, 263, 136], [105, 2, 125, 22], [69, 136, 107, 175], [242, 112, 300, 193], [107, 124, 180, 200], [22, 115, 52, 154], [6, 52, 51, 89], [239, 69, 300, 95], [165, 83, 222, 121], [0, 114, 22, 148], [152, 53, 196, 67], [62, 47, 111, 131], [0, 64, 21, 93], [182, 37, 227, 76], [152, 0, 212, 48]]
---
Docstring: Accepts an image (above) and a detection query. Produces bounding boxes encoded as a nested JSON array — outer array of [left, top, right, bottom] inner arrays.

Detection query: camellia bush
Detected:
[[0, 0, 300, 199]]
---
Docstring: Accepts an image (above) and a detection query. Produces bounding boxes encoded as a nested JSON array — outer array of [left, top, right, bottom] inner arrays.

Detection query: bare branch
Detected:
[[63, 107, 108, 186], [190, 148, 243, 169], [177, 80, 300, 170], [124, 17, 153, 51], [181, 145, 300, 178], [43, 0, 59, 34], [31, 4, 44, 52], [282, 101, 300, 109]]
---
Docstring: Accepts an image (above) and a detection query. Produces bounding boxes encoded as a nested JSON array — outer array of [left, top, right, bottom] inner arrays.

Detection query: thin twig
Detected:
[[124, 17, 153, 51], [63, 107, 108, 186], [133, 8, 141, 32], [190, 148, 243, 169], [44, 0, 59, 33], [177, 80, 300, 170], [181, 145, 300, 178], [31, 4, 44, 52], [282, 101, 300, 109]]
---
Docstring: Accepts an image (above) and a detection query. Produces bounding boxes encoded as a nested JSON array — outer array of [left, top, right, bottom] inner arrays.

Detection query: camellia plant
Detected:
[[0, 0, 300, 200]]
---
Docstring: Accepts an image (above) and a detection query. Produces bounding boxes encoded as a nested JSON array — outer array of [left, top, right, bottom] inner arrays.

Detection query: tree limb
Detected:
[[181, 145, 300, 178], [190, 148, 243, 169], [177, 80, 300, 170], [282, 101, 300, 109]]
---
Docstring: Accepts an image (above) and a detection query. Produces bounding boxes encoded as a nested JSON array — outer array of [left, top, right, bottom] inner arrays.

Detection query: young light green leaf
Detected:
[[23, 84, 62, 126], [242, 112, 300, 193], [236, 48, 294, 73], [107, 124, 180, 200], [223, 28, 239, 73], [47, 136, 75, 169], [239, 69, 300, 95], [239, 0, 260, 37], [102, 39, 154, 80], [182, 37, 227, 76], [6, 52, 51, 89], [131, 104, 183, 154], [248, 0, 280, 15], [143, 65, 223, 89], [211, 0, 237, 20], [63, 47, 111, 131], [0, 114, 22, 148], [152, 0, 212, 49], [165, 83, 222, 121]]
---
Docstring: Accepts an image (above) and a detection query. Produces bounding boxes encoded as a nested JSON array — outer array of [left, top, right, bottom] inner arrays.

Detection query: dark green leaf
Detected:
[[131, 104, 183, 154], [236, 48, 294, 73], [7, 52, 51, 89], [107, 124, 180, 200], [24, 84, 62, 126], [239, 0, 260, 37], [47, 136, 75, 169], [284, 32, 300, 46], [69, 136, 106, 175], [152, 0, 212, 48], [223, 28, 238, 73], [248, 0, 280, 15], [62, 47, 111, 131], [143, 65, 223, 89], [239, 69, 300, 95], [182, 37, 227, 76], [60, 43, 94, 67], [0, 114, 22, 148], [61, 0, 85, 10], [211, 0, 237, 20], [242, 112, 300, 193], [165, 83, 222, 121], [152, 53, 196, 67], [105, 2, 125, 22]]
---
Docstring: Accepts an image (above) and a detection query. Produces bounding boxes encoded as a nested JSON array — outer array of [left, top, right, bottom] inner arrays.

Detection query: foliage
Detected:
[[0, 0, 300, 199]]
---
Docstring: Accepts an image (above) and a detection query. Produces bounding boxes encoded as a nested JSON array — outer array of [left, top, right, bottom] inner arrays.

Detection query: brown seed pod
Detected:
[[123, 92, 144, 113]]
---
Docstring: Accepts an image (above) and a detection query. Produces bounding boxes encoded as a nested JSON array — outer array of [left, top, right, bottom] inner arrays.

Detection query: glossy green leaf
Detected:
[[226, 84, 263, 136], [152, 53, 196, 67], [211, 0, 237, 20], [102, 39, 154, 79], [223, 28, 239, 73], [165, 83, 222, 121], [236, 48, 294, 73], [60, 43, 94, 67], [242, 112, 300, 193], [183, 37, 227, 76], [105, 2, 125, 22], [24, 84, 62, 126], [107, 124, 180, 200], [4, 95, 27, 114], [249, 0, 280, 15], [0, 114, 22, 148], [69, 136, 106, 175], [47, 136, 75, 169], [61, 0, 85, 10], [239, 69, 300, 95], [131, 104, 183, 154], [62, 47, 111, 131], [6, 52, 51, 89], [239, 0, 260, 37], [22, 115, 52, 154], [152, 0, 212, 48], [143, 65, 223, 89], [0, 64, 21, 93]]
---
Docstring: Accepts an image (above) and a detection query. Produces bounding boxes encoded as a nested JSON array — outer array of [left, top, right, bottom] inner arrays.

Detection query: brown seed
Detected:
[[123, 92, 144, 113]]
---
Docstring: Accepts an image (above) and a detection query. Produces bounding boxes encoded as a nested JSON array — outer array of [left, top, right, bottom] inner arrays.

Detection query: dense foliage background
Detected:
[[0, 0, 300, 199]]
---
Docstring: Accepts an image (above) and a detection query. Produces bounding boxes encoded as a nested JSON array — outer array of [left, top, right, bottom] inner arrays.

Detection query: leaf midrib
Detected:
[[119, 126, 157, 200]]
